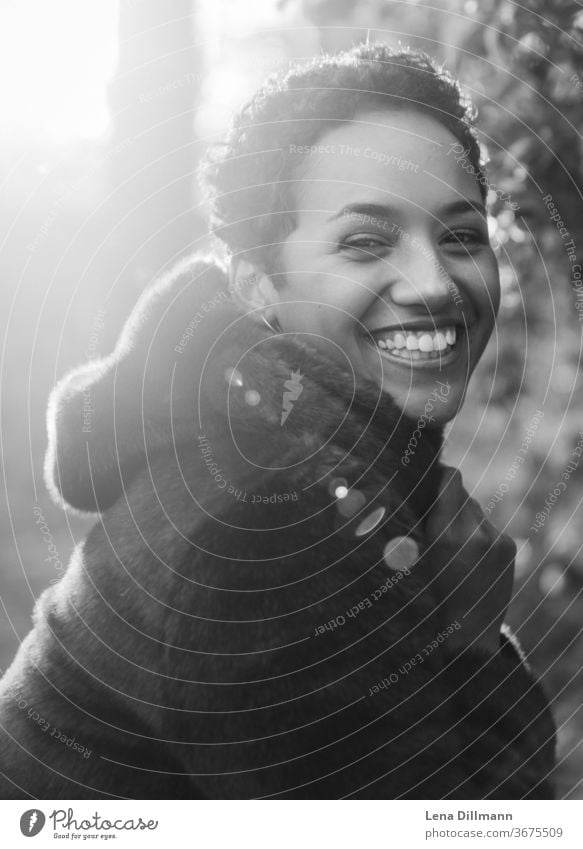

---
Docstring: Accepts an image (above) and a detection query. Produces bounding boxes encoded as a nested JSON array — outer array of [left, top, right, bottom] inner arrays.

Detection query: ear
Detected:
[[228, 258, 279, 325]]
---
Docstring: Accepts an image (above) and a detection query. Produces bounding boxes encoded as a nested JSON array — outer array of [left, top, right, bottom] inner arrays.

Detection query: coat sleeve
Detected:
[[439, 625, 557, 799]]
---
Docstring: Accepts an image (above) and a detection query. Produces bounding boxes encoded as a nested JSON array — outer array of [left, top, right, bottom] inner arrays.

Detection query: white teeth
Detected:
[[418, 334, 433, 352], [435, 332, 447, 351], [371, 325, 459, 360]]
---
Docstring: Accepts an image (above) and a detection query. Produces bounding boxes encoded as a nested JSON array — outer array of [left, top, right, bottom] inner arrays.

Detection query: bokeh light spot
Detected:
[[224, 367, 244, 387], [383, 537, 419, 572], [354, 506, 386, 537], [244, 389, 261, 406], [336, 489, 367, 518]]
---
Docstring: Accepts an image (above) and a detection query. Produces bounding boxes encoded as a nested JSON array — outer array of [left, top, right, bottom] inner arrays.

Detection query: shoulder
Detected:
[[44, 254, 234, 513]]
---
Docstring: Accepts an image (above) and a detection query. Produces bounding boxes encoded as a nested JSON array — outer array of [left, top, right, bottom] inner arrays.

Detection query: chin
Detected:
[[398, 384, 465, 426]]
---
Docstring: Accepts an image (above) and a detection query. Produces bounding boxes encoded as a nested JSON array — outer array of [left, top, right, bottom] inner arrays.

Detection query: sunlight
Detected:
[[196, 0, 289, 138], [0, 0, 293, 146], [0, 0, 118, 144]]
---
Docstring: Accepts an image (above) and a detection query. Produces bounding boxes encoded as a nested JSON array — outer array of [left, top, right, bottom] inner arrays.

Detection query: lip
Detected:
[[367, 317, 468, 334]]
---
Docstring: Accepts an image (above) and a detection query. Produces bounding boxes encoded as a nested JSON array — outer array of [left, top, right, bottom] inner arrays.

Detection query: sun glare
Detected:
[[0, 0, 118, 144], [0, 0, 295, 146]]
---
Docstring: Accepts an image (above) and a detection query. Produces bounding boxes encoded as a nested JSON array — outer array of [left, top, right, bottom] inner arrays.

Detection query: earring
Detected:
[[261, 312, 282, 334]]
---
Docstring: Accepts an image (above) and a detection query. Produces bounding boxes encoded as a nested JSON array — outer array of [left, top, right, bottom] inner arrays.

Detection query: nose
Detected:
[[387, 239, 457, 311]]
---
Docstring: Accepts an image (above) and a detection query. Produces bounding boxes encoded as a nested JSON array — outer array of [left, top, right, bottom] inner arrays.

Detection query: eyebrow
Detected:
[[327, 199, 487, 223]]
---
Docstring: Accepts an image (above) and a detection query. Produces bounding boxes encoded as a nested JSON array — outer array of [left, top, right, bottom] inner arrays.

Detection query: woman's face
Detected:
[[265, 108, 500, 424]]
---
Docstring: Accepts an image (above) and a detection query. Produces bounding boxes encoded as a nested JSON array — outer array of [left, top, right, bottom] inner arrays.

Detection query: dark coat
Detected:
[[0, 256, 556, 799]]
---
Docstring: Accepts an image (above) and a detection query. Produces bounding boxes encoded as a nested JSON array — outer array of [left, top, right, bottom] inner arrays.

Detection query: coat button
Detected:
[[383, 536, 419, 571]]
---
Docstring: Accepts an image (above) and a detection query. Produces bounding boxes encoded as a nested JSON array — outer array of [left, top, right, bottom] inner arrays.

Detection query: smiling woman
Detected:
[[0, 42, 556, 800], [230, 109, 498, 422]]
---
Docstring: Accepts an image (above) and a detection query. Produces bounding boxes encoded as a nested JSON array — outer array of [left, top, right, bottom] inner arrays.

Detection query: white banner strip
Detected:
[[0, 799, 581, 848]]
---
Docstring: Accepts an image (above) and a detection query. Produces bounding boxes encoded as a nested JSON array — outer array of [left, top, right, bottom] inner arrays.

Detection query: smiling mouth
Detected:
[[364, 324, 465, 365]]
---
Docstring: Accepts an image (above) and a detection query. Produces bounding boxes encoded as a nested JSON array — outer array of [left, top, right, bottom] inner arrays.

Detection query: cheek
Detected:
[[279, 275, 368, 332]]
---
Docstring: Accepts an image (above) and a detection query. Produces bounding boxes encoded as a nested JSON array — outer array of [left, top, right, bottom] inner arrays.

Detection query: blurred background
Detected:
[[1, 0, 582, 798]]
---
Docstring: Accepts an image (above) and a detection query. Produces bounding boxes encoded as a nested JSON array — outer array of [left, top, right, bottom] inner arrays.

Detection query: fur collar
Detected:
[[45, 255, 444, 519]]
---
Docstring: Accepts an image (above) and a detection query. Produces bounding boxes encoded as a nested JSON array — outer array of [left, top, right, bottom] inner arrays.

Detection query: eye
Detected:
[[340, 233, 393, 257], [442, 227, 488, 248]]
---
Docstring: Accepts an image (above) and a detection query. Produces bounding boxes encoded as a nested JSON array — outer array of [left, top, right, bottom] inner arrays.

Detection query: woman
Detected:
[[0, 43, 556, 799]]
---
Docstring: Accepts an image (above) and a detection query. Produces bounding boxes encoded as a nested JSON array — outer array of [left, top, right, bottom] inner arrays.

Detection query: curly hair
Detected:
[[200, 42, 486, 269]]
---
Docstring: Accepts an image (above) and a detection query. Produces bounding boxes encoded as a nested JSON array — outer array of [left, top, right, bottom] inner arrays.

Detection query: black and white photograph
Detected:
[[0, 0, 582, 840]]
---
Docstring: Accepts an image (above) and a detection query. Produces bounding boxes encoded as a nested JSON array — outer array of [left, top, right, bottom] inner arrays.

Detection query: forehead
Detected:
[[289, 108, 482, 215]]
